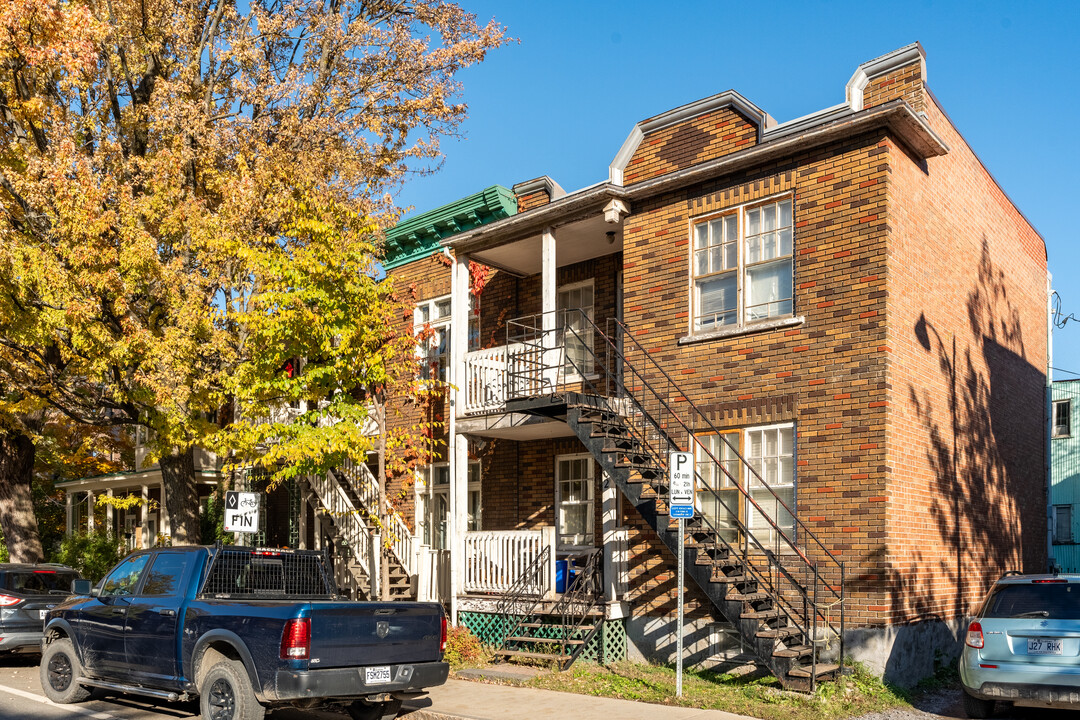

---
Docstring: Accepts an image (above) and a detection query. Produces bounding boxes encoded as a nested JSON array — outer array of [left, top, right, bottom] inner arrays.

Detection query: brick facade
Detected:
[[383, 44, 1047, 680]]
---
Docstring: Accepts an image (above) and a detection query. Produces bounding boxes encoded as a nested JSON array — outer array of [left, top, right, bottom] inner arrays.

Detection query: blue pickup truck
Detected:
[[39, 545, 448, 720]]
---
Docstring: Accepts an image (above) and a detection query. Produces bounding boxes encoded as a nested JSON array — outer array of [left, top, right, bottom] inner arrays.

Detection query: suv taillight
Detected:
[[0, 594, 20, 607], [440, 615, 447, 653], [965, 621, 984, 649], [281, 618, 310, 659]]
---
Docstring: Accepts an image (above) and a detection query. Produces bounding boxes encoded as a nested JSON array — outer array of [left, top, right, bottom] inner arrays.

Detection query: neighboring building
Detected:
[[1051, 379, 1080, 571]]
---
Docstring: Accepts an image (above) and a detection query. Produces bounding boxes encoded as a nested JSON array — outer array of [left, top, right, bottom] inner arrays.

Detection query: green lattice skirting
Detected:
[[458, 611, 626, 664]]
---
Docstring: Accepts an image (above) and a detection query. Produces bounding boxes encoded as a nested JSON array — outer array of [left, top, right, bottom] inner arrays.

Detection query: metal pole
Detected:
[[676, 515, 684, 698]]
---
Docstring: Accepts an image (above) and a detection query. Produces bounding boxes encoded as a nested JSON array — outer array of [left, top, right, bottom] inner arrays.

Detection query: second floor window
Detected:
[[415, 295, 479, 382], [1054, 399, 1071, 437], [692, 197, 793, 334]]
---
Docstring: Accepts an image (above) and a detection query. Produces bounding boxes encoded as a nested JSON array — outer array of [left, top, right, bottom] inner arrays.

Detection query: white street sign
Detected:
[[224, 491, 261, 533], [668, 451, 695, 505]]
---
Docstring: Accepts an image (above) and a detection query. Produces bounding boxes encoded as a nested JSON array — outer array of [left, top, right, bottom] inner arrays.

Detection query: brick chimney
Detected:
[[511, 176, 566, 213]]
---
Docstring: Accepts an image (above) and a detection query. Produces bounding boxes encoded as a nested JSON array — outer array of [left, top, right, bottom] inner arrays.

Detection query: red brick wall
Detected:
[[863, 60, 925, 112], [621, 131, 892, 623], [624, 107, 758, 185], [883, 92, 1047, 623]]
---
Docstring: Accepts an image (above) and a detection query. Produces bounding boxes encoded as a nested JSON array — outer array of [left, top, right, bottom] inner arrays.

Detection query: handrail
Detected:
[[306, 471, 373, 592], [495, 545, 552, 648], [549, 550, 602, 664], [502, 309, 844, 658], [337, 456, 416, 577]]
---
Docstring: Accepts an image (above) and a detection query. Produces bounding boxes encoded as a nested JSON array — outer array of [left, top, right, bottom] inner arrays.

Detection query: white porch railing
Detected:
[[463, 528, 555, 595], [306, 471, 373, 590], [338, 457, 416, 578], [463, 343, 530, 414]]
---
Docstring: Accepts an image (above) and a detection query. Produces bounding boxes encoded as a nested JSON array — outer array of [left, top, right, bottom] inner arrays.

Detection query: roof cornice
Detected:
[[845, 42, 925, 112], [609, 90, 775, 186], [443, 101, 947, 256]]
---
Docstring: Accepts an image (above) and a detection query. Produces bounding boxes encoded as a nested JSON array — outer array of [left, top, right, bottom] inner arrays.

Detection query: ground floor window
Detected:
[[556, 454, 595, 550], [695, 423, 795, 547], [416, 462, 481, 550], [1054, 505, 1074, 543]]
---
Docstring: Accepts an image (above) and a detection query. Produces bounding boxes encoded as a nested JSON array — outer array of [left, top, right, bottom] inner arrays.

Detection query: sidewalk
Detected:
[[401, 678, 758, 720]]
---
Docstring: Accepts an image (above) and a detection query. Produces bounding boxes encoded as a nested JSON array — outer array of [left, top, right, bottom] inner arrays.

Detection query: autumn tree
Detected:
[[0, 0, 506, 555]]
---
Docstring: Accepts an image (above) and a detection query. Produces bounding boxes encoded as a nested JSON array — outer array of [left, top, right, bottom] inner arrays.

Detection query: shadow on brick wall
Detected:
[[881, 238, 1045, 682]]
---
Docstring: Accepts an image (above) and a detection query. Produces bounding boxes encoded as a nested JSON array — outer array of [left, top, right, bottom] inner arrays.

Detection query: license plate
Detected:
[[364, 666, 392, 684], [38, 610, 48, 620], [1028, 638, 1063, 655]]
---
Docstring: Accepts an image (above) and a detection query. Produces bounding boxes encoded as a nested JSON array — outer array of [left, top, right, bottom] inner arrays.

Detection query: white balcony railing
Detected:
[[463, 528, 555, 596], [463, 343, 534, 414]]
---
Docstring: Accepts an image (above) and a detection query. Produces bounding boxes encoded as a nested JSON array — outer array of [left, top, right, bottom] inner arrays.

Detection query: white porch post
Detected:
[[106, 489, 114, 535], [140, 484, 150, 549], [602, 471, 618, 603], [65, 492, 73, 536], [86, 490, 95, 532], [448, 250, 470, 625], [159, 482, 169, 540], [541, 227, 558, 390]]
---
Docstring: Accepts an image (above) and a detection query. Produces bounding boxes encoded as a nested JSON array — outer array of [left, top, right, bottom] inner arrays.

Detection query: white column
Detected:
[[140, 484, 150, 549], [602, 471, 619, 603], [541, 227, 558, 390], [65, 492, 73, 536], [86, 490, 95, 532], [159, 482, 170, 539], [448, 250, 470, 624], [106, 489, 114, 535]]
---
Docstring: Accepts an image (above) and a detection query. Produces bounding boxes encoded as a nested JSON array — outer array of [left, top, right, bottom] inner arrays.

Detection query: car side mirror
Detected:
[[71, 579, 92, 596]]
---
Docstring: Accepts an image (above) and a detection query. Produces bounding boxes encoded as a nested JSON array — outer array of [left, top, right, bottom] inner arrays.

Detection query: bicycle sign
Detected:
[[224, 491, 261, 533]]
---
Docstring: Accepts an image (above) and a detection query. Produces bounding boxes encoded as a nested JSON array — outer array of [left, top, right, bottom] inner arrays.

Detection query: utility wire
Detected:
[[1051, 291, 1079, 329]]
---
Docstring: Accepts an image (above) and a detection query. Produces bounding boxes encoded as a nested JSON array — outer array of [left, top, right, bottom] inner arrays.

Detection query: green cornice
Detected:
[[383, 185, 516, 270]]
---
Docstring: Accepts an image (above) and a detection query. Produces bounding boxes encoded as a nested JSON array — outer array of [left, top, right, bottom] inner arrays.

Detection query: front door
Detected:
[[125, 551, 192, 686], [78, 553, 150, 676]]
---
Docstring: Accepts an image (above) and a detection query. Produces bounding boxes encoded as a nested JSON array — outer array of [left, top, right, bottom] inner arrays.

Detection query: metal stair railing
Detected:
[[547, 550, 603, 668], [503, 310, 845, 687], [494, 545, 552, 652]]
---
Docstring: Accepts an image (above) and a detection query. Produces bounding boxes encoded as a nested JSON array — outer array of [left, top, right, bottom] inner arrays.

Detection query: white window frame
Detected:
[[557, 280, 596, 380], [1054, 505, 1073, 544], [414, 462, 481, 550], [555, 453, 596, 551], [1053, 399, 1072, 438], [689, 193, 794, 336], [414, 294, 480, 383]]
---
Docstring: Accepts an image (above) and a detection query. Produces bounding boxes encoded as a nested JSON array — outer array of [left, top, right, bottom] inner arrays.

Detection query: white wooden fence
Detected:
[[463, 528, 556, 596]]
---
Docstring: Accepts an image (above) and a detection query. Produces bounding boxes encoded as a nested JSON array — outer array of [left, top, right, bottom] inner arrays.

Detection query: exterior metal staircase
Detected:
[[492, 547, 604, 670], [302, 456, 416, 601], [504, 312, 845, 692]]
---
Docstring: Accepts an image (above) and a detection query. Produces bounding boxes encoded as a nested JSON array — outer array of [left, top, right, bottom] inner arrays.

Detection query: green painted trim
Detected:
[[383, 185, 516, 269]]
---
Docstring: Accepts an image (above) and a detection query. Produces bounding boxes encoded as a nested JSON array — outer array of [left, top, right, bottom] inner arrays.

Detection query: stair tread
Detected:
[[493, 649, 568, 660], [505, 636, 585, 645], [787, 663, 840, 679], [772, 644, 814, 659], [742, 609, 784, 620], [756, 626, 803, 639], [518, 622, 596, 630]]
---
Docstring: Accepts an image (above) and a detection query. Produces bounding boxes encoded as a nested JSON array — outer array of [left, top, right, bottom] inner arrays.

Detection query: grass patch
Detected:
[[522, 660, 912, 720]]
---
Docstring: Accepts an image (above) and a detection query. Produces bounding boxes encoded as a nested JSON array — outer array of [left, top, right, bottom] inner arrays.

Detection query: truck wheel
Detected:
[[347, 698, 403, 720], [39, 638, 91, 704], [962, 690, 995, 718], [199, 660, 265, 720]]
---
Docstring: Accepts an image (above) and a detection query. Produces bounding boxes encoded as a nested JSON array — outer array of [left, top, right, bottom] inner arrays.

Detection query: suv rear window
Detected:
[[0, 570, 77, 594], [982, 583, 1080, 619]]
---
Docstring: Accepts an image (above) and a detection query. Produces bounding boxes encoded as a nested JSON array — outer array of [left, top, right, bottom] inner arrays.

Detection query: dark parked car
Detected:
[[41, 545, 447, 720], [0, 564, 81, 654]]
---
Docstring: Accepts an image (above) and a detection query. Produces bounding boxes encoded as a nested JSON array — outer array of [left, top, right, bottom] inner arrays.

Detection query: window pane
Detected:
[[709, 219, 724, 244], [697, 273, 737, 328], [763, 205, 776, 232], [710, 247, 724, 272], [435, 299, 451, 319], [142, 553, 187, 596], [763, 232, 776, 260], [746, 236, 761, 264], [695, 223, 708, 249], [724, 215, 737, 241], [695, 250, 708, 276], [779, 228, 793, 257], [779, 199, 792, 227], [747, 208, 760, 235], [724, 241, 737, 269], [746, 259, 793, 320]]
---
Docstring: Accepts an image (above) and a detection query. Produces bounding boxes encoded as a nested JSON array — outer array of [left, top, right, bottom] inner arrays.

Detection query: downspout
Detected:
[[1046, 273, 1054, 571]]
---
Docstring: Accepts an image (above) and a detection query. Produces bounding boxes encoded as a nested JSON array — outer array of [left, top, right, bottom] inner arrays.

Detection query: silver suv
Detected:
[[959, 573, 1080, 717]]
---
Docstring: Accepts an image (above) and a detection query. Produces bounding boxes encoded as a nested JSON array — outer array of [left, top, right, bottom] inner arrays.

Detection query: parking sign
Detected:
[[668, 451, 695, 505]]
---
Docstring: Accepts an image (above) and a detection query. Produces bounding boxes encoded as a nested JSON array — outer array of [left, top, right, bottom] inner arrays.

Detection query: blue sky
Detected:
[[393, 0, 1080, 377]]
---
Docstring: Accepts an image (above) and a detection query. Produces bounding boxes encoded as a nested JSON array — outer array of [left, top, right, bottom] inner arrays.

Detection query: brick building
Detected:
[[342, 43, 1049, 687]]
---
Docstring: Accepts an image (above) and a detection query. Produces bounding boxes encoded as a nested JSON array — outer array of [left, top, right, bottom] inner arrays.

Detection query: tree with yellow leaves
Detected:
[[0, 0, 506, 560]]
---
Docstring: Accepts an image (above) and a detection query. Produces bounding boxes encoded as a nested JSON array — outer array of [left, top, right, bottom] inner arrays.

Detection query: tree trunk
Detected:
[[377, 402, 390, 601], [0, 430, 44, 562], [158, 447, 201, 545]]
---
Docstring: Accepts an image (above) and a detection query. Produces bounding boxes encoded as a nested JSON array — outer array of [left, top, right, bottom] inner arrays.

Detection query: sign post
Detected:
[[224, 491, 261, 544], [668, 450, 695, 699]]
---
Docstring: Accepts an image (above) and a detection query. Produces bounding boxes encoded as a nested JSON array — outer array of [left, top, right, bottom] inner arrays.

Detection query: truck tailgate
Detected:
[[309, 601, 443, 668]]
